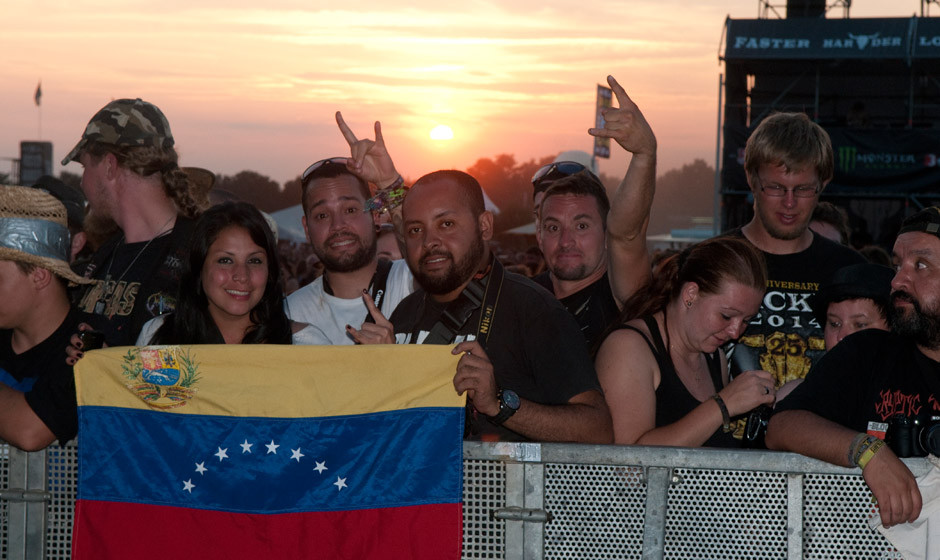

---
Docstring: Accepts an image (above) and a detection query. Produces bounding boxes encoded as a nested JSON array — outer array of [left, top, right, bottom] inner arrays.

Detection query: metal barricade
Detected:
[[0, 440, 929, 559]]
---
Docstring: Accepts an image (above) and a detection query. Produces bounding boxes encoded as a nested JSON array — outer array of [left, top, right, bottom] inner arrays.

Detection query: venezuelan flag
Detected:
[[73, 345, 464, 560]]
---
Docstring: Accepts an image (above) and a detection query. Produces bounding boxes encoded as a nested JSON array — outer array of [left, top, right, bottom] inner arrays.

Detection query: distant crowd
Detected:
[[2, 77, 937, 529]]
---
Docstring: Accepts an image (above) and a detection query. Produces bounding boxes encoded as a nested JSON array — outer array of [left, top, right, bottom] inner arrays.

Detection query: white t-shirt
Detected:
[[285, 258, 414, 345], [136, 314, 328, 345]]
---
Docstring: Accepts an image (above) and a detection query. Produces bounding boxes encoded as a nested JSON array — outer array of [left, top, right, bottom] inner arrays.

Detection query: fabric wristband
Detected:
[[365, 175, 407, 214], [711, 394, 731, 433], [856, 439, 886, 471], [848, 432, 869, 467]]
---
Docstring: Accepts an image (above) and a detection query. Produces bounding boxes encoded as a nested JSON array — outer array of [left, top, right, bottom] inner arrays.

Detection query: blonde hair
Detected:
[[744, 112, 833, 187]]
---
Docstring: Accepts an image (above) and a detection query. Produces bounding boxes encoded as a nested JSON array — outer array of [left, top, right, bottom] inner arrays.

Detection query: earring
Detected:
[[685, 300, 692, 308]]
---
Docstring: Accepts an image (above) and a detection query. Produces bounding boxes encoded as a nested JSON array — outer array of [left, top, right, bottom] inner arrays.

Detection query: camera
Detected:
[[885, 413, 940, 457], [743, 404, 773, 449]]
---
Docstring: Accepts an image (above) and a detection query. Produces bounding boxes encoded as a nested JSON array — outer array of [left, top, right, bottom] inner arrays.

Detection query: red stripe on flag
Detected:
[[73, 500, 463, 559]]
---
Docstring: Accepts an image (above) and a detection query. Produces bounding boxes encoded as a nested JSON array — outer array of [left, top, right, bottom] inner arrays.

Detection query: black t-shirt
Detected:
[[776, 329, 940, 455], [73, 217, 192, 346], [724, 229, 865, 387], [391, 270, 601, 441], [0, 308, 104, 445], [532, 271, 620, 352]]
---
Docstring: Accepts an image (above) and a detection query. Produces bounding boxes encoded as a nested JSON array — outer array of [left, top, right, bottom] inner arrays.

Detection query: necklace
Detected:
[[94, 216, 176, 316]]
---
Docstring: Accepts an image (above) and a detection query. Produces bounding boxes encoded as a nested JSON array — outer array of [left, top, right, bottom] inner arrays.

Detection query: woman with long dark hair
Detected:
[[596, 236, 776, 447], [137, 202, 318, 345]]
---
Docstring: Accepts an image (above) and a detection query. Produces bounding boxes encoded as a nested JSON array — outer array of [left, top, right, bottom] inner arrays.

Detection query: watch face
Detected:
[[502, 390, 521, 411]]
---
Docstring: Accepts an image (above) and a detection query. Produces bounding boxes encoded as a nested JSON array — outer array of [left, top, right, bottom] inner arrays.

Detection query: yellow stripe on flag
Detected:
[[75, 344, 464, 417]]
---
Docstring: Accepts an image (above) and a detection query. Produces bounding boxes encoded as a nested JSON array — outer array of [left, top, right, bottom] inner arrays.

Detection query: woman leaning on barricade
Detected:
[[596, 237, 776, 447]]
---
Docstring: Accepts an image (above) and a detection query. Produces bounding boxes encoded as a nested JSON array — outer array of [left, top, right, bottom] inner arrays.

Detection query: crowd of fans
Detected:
[[2, 78, 938, 529]]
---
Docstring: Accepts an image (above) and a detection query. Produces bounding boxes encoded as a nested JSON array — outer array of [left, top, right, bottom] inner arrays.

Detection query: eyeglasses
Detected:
[[301, 157, 348, 185], [757, 177, 820, 198], [531, 161, 588, 191]]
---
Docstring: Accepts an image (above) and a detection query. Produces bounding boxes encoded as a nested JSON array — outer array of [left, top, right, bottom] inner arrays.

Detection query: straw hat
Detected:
[[0, 185, 94, 285]]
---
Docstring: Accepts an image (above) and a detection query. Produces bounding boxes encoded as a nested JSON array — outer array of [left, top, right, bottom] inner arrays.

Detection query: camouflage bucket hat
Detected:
[[61, 98, 174, 165]]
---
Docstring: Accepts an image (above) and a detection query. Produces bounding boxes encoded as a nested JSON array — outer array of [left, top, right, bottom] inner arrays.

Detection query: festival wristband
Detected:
[[856, 439, 886, 471], [711, 394, 731, 433], [365, 175, 407, 214], [848, 433, 869, 467]]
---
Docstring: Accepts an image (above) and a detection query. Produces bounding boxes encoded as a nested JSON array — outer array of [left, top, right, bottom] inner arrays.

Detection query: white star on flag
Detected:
[[290, 448, 304, 462], [240, 439, 253, 453], [334, 476, 347, 491], [195, 462, 207, 475], [266, 440, 279, 454], [215, 447, 228, 461], [183, 479, 195, 493], [313, 461, 328, 474]]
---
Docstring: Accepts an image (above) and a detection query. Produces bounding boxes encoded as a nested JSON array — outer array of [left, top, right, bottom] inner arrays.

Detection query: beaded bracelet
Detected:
[[711, 394, 731, 433], [365, 175, 407, 214]]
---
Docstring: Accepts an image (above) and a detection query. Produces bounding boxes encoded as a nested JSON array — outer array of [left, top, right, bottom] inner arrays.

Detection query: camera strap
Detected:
[[417, 258, 504, 350]]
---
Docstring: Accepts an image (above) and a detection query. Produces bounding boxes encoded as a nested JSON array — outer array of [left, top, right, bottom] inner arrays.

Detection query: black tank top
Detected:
[[618, 316, 740, 448]]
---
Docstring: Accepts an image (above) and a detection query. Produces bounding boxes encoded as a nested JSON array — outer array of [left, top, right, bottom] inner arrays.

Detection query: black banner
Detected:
[[724, 17, 914, 60], [914, 17, 940, 58]]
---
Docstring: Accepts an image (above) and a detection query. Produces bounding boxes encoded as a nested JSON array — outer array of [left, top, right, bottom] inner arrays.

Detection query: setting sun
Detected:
[[429, 125, 454, 141]]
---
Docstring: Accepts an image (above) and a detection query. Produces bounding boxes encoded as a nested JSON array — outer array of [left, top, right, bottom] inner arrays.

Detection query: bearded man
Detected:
[[767, 207, 940, 530], [386, 170, 612, 443]]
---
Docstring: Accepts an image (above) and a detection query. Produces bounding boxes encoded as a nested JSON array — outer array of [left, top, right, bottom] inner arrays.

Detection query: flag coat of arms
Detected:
[[73, 344, 464, 559]]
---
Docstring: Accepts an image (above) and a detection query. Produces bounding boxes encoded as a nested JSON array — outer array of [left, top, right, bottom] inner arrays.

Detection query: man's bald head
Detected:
[[407, 170, 485, 218]]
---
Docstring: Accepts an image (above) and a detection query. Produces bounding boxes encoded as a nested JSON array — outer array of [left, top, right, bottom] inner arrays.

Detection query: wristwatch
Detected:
[[488, 389, 520, 426]]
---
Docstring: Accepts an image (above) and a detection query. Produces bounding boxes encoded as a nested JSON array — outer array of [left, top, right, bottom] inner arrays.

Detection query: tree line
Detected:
[[50, 156, 716, 236]]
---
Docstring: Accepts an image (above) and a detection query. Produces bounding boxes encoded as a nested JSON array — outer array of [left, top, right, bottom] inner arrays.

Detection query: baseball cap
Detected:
[[61, 98, 174, 165], [897, 206, 940, 238], [31, 175, 86, 230], [810, 263, 895, 325]]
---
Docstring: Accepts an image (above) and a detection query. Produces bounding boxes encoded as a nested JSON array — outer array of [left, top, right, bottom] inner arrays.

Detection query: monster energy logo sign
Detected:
[[838, 146, 857, 172], [838, 146, 917, 173]]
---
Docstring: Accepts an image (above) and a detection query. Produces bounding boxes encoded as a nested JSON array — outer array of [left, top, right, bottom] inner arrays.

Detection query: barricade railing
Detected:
[[0, 441, 929, 559]]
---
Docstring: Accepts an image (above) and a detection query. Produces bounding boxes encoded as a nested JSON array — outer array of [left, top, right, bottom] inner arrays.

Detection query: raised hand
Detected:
[[335, 111, 400, 187], [588, 75, 656, 157]]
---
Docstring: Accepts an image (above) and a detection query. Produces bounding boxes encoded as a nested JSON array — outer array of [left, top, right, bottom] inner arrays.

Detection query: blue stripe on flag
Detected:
[[78, 406, 463, 514]]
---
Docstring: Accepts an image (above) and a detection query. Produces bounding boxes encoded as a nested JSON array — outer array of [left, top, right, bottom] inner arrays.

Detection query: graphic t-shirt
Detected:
[[776, 329, 940, 456], [725, 229, 865, 388], [73, 218, 193, 346]]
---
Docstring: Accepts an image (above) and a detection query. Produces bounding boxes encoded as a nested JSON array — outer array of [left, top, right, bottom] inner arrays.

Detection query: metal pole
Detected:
[[713, 73, 724, 235]]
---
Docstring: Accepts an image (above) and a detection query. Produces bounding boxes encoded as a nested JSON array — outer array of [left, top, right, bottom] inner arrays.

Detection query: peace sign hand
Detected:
[[588, 75, 656, 157], [345, 291, 396, 345], [335, 111, 400, 188]]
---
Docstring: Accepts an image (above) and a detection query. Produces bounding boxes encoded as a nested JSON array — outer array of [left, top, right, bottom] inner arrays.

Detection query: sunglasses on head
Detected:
[[301, 157, 348, 185], [531, 161, 589, 191]]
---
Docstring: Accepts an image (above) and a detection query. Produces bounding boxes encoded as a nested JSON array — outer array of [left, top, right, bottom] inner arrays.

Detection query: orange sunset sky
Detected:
[[1, 1, 926, 186]]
